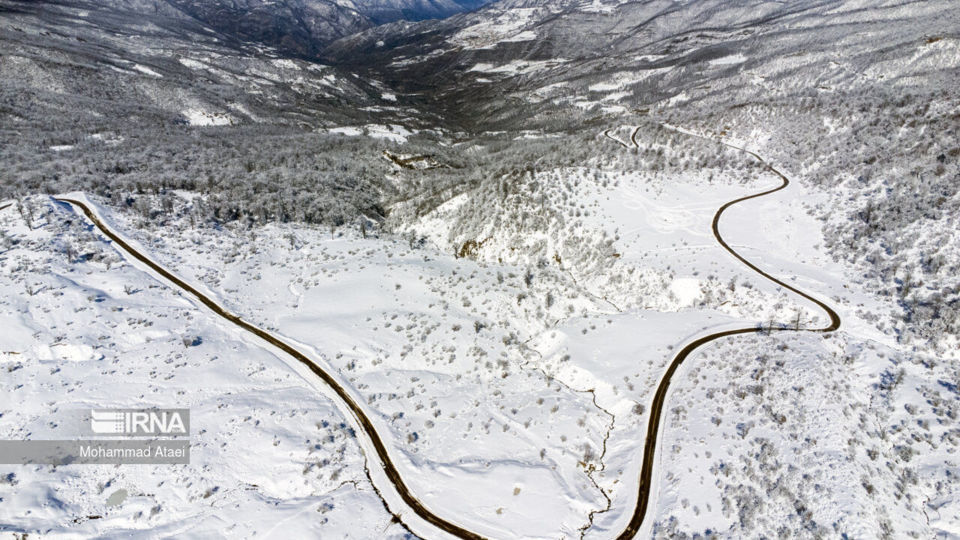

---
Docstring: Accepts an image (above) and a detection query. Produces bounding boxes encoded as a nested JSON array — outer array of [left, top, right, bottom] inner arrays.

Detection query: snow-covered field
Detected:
[[4, 121, 951, 538], [3, 0, 958, 536], [450, 8, 540, 50], [329, 124, 416, 143], [0, 200, 402, 538]]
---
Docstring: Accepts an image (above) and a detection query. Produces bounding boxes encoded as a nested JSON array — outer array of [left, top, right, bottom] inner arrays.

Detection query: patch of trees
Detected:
[[1, 124, 395, 228]]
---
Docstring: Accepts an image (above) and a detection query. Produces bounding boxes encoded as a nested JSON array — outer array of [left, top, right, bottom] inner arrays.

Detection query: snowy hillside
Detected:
[[1, 0, 958, 538], [0, 198, 403, 537], [78, 0, 495, 56]]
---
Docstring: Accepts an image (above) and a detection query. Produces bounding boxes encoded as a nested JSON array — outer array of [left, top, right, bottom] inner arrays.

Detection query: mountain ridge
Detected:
[[83, 0, 498, 56]]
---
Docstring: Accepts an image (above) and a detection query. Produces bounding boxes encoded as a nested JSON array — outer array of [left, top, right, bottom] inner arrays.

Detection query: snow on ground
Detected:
[[468, 59, 569, 76], [178, 57, 207, 71], [327, 126, 363, 137], [328, 124, 415, 143], [271, 58, 300, 71], [392, 164, 816, 534], [588, 68, 672, 94], [708, 53, 748, 66], [450, 8, 539, 50], [2, 123, 954, 537], [652, 321, 960, 537], [388, 127, 946, 537], [132, 64, 163, 78], [227, 102, 261, 122], [577, 0, 633, 14], [45, 196, 613, 538], [182, 108, 233, 127], [0, 199, 403, 538], [88, 132, 124, 146], [634, 170, 933, 537]]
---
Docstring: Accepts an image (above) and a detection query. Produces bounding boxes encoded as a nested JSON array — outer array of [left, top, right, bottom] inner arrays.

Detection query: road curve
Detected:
[[611, 129, 840, 539], [603, 129, 632, 149], [54, 197, 486, 540], [54, 126, 840, 540]]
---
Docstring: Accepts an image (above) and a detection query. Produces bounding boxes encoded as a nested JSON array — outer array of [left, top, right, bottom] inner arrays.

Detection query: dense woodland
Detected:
[[2, 125, 394, 226]]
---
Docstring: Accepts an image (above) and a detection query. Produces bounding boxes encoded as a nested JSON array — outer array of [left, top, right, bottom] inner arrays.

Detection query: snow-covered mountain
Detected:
[[2, 0, 959, 538], [163, 0, 370, 55], [354, 0, 494, 24], [80, 0, 496, 56]]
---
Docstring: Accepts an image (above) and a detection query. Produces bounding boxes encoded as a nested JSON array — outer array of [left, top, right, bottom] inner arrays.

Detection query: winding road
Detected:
[[55, 125, 839, 539], [53, 197, 484, 540], [611, 126, 840, 539]]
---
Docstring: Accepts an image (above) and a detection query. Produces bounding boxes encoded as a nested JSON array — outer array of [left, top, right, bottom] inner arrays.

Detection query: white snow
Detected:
[[328, 124, 414, 143], [327, 126, 363, 137], [182, 108, 233, 126], [468, 59, 568, 75], [88, 133, 124, 145], [450, 8, 538, 49], [271, 58, 300, 70], [709, 53, 748, 66], [4, 104, 958, 537], [178, 57, 207, 70], [0, 197, 406, 538], [132, 64, 163, 78]]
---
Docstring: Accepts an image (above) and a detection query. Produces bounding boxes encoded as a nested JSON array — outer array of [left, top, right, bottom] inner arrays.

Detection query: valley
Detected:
[[1, 0, 958, 538]]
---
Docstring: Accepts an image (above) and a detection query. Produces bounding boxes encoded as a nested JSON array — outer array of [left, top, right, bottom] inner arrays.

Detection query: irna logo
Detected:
[[90, 409, 189, 436]]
